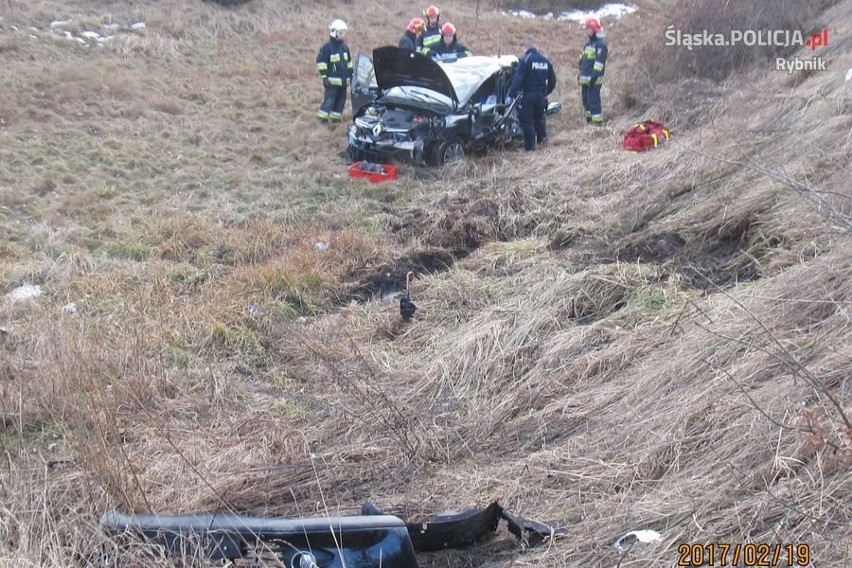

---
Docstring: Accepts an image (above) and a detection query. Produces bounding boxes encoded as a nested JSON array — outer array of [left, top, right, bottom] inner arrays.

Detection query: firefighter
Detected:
[[578, 16, 608, 125], [417, 5, 442, 56], [399, 17, 425, 52], [508, 43, 557, 151], [429, 22, 472, 62], [316, 19, 353, 123]]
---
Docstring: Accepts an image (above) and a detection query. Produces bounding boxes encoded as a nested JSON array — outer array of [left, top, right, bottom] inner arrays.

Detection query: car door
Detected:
[[350, 52, 379, 115]]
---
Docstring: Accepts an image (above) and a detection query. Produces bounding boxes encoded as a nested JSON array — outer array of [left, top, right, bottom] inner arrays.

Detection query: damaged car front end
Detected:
[[348, 47, 542, 166]]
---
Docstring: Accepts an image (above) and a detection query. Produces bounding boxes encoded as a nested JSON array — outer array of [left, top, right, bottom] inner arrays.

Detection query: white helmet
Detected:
[[329, 19, 348, 39]]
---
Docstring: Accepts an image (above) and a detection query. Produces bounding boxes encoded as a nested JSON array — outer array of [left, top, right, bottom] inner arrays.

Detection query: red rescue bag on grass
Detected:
[[623, 120, 670, 152]]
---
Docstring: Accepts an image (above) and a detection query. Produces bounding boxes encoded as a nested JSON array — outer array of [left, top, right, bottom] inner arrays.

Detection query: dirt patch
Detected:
[[613, 220, 761, 289], [346, 248, 456, 302], [614, 231, 687, 264], [390, 192, 536, 255]]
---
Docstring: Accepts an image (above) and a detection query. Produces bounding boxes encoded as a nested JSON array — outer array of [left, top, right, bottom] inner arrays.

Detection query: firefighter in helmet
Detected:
[[316, 19, 353, 123], [417, 5, 442, 56], [429, 22, 472, 62], [399, 17, 426, 52], [578, 15, 608, 125]]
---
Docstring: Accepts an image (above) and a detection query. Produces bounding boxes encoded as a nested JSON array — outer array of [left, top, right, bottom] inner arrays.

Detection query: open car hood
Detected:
[[373, 46, 458, 104]]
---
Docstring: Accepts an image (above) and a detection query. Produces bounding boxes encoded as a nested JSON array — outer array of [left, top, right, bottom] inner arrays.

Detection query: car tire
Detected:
[[429, 138, 465, 166]]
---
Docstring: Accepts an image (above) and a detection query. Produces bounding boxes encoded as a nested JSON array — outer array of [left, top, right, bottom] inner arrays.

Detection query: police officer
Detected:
[[399, 17, 425, 52], [316, 19, 353, 123], [417, 5, 442, 56], [578, 16, 608, 125], [508, 44, 557, 151]]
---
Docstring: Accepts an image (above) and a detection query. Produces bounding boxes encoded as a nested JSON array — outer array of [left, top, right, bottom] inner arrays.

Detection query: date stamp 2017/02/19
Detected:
[[677, 543, 811, 566]]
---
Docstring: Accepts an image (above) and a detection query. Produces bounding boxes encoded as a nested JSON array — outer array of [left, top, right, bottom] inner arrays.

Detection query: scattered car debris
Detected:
[[399, 271, 417, 321], [100, 500, 565, 566]]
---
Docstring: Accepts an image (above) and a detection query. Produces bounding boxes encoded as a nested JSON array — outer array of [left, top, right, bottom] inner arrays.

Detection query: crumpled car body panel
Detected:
[[100, 501, 565, 567]]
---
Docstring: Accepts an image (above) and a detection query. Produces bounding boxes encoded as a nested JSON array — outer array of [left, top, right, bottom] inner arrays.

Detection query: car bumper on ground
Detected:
[[348, 127, 426, 163]]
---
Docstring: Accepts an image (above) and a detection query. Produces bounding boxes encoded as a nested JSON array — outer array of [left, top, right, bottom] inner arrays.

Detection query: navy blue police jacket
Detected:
[[508, 47, 556, 98]]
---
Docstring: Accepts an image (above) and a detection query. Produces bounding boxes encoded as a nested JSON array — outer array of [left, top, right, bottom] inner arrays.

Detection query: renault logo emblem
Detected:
[[292, 551, 318, 568], [371, 123, 383, 137]]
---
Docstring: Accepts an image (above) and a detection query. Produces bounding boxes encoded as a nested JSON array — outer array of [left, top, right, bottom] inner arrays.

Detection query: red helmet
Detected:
[[441, 22, 456, 36], [584, 16, 603, 33], [424, 5, 440, 19], [407, 17, 426, 33]]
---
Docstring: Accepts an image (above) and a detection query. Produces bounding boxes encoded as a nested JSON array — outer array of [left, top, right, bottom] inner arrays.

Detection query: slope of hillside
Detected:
[[1, 0, 849, 566]]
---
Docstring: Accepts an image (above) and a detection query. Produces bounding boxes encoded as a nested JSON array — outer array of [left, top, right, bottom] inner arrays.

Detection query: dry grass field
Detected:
[[1, 0, 850, 566]]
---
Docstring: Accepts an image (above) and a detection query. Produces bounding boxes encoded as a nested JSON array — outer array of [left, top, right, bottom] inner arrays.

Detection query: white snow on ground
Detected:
[[503, 3, 638, 23], [5, 284, 43, 303], [3, 18, 147, 48], [504, 10, 537, 19], [613, 529, 662, 553], [846, 68, 852, 82], [559, 3, 638, 23]]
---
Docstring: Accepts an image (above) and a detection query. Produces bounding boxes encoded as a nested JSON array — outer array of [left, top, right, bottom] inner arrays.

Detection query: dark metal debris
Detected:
[[101, 500, 566, 567]]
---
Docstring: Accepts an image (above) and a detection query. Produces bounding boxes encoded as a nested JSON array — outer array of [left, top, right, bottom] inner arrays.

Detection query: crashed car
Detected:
[[347, 46, 561, 166]]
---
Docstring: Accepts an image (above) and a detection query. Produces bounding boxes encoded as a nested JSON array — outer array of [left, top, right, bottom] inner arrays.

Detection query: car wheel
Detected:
[[430, 138, 465, 166]]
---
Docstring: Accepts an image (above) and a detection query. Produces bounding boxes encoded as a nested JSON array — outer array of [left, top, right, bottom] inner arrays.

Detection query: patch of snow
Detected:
[[104, 23, 121, 30], [130, 22, 147, 30], [314, 241, 330, 251], [846, 67, 852, 82], [63, 302, 78, 315], [382, 290, 404, 304], [558, 3, 638, 23], [613, 529, 662, 554], [50, 20, 73, 29], [63, 30, 88, 45], [5, 283, 43, 303], [80, 30, 111, 43], [503, 10, 536, 19]]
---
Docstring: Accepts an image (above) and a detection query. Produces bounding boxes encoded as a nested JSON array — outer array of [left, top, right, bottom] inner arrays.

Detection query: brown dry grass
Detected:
[[1, 0, 851, 566]]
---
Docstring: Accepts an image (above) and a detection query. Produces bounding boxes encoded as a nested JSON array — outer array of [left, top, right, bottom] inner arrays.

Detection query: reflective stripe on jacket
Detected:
[[316, 38, 353, 86], [417, 23, 442, 55], [430, 38, 472, 61], [578, 33, 607, 85]]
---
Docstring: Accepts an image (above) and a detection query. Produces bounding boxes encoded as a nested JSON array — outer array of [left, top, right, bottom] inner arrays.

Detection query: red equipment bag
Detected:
[[623, 120, 670, 152]]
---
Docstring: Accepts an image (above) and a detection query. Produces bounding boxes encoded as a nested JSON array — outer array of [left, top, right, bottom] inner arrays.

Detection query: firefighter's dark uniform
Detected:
[[417, 22, 442, 56], [508, 47, 557, 151], [316, 36, 353, 122], [429, 37, 472, 62], [398, 30, 419, 52], [578, 31, 607, 124]]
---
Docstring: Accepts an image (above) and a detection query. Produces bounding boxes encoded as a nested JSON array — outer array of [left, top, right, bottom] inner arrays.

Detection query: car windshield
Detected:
[[378, 55, 517, 109]]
